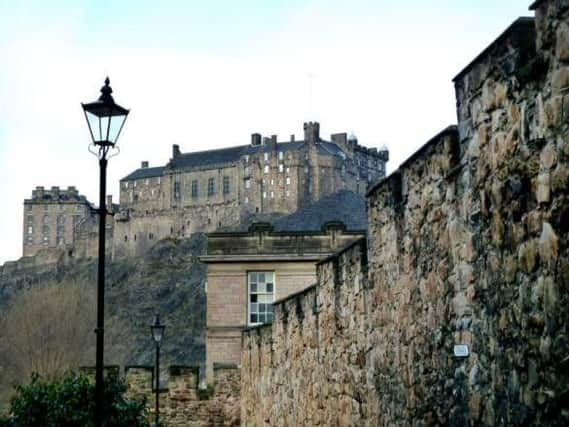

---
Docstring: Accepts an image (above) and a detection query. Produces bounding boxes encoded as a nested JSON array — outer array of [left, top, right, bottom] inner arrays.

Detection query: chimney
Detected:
[[51, 186, 60, 198], [141, 161, 149, 169], [331, 133, 348, 152], [251, 133, 262, 146], [290, 134, 295, 142], [172, 144, 181, 158], [303, 122, 320, 142], [267, 135, 277, 151]]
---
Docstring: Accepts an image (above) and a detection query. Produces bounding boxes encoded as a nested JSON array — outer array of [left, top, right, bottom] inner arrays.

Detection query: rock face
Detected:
[[241, 2, 569, 425]]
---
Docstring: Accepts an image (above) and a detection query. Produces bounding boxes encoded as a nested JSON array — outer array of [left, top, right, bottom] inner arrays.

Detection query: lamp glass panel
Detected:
[[152, 325, 164, 343], [107, 112, 127, 144], [86, 111, 102, 143]]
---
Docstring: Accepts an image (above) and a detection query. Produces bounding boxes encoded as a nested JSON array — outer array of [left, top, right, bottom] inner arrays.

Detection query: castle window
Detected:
[[248, 271, 274, 325], [286, 190, 290, 197], [134, 181, 137, 188], [43, 215, 49, 224], [174, 182, 181, 200], [145, 179, 149, 186], [244, 196, 249, 203], [27, 235, 32, 244], [278, 151, 284, 160], [223, 176, 230, 194], [263, 165, 269, 174], [244, 155, 250, 163], [286, 167, 290, 174], [263, 191, 267, 199], [57, 214, 65, 225], [191, 180, 198, 198], [270, 179, 274, 186], [207, 178, 215, 196], [270, 191, 274, 198], [133, 194, 139, 202], [42, 235, 49, 246], [244, 166, 250, 176], [57, 236, 64, 246], [264, 152, 269, 162], [123, 182, 128, 189], [245, 178, 251, 189], [124, 235, 128, 242], [278, 164, 284, 173], [27, 226, 33, 234], [286, 177, 290, 185]]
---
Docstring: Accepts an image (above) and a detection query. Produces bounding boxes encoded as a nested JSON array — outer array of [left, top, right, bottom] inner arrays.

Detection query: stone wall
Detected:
[[241, 2, 569, 425], [124, 364, 240, 426]]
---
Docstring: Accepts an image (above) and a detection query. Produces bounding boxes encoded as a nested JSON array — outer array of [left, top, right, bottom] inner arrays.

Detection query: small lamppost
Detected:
[[151, 313, 165, 427], [82, 77, 129, 427]]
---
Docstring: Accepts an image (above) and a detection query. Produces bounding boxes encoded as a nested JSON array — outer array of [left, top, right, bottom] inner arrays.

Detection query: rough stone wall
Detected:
[[124, 365, 240, 426], [241, 3, 569, 425]]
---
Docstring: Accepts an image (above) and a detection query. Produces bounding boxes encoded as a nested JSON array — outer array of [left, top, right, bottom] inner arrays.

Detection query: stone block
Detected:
[[556, 22, 569, 62], [538, 222, 559, 265], [540, 142, 558, 170], [537, 172, 551, 203], [518, 239, 539, 273], [552, 67, 569, 93]]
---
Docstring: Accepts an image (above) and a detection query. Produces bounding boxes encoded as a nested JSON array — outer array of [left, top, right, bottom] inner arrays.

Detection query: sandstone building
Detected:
[[202, 190, 369, 384], [114, 122, 388, 258]]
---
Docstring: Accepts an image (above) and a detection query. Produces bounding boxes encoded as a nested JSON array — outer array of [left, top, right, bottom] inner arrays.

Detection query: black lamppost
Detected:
[[82, 77, 129, 427], [150, 314, 165, 427]]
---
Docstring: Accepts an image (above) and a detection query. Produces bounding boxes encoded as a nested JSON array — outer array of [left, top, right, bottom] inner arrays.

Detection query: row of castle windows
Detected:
[[243, 152, 285, 164], [244, 177, 291, 189], [173, 176, 231, 200]]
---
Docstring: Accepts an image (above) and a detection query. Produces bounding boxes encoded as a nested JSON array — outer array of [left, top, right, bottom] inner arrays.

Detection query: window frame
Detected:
[[247, 271, 275, 326], [207, 177, 215, 196]]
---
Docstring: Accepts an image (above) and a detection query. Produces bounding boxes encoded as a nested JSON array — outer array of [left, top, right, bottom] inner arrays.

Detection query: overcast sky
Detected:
[[0, 1, 532, 265]]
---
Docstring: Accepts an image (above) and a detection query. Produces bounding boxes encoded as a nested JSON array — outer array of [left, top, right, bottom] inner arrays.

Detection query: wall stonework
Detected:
[[123, 365, 240, 426], [241, 3, 569, 425]]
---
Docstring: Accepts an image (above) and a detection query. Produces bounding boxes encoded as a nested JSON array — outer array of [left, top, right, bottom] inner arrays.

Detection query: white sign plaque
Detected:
[[453, 344, 469, 357]]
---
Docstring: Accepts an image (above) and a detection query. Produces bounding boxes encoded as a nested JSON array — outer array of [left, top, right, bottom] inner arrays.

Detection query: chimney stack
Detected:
[[141, 161, 149, 169], [251, 133, 262, 146], [303, 122, 320, 142], [172, 144, 181, 158]]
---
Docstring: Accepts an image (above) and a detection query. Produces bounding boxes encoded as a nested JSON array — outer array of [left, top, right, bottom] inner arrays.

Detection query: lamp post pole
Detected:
[[150, 314, 165, 427], [82, 77, 129, 427], [155, 338, 160, 426], [95, 155, 107, 427]]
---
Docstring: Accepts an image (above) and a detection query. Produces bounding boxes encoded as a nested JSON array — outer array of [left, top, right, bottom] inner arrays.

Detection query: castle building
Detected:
[[22, 186, 95, 258], [114, 122, 389, 258]]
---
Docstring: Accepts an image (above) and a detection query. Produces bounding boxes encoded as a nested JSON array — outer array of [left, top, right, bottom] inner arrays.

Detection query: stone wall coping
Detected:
[[206, 228, 362, 239], [452, 17, 535, 82], [273, 283, 317, 306], [366, 125, 457, 198], [315, 236, 367, 267], [200, 253, 332, 263]]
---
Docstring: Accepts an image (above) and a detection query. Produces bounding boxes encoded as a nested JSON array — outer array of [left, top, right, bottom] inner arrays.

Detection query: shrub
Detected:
[[8, 372, 149, 427]]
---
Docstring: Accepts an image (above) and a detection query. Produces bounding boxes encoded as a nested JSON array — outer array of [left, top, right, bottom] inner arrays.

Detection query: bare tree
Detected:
[[0, 279, 127, 409]]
